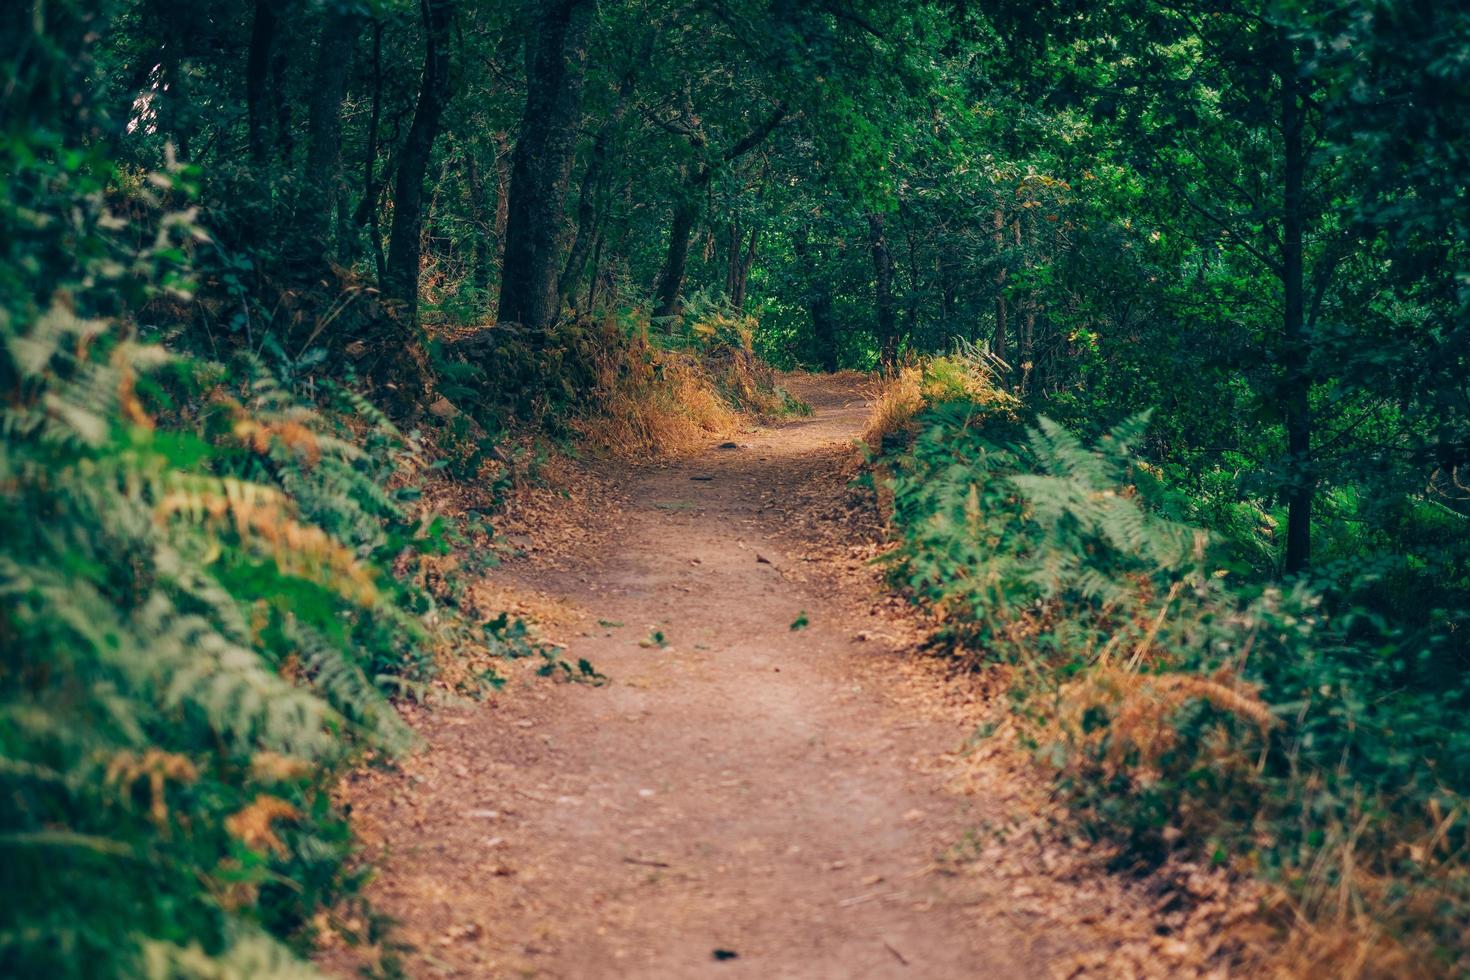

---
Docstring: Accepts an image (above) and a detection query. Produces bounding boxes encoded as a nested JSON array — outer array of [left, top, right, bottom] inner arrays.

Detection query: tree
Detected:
[[650, 101, 789, 318], [496, 0, 596, 330], [866, 210, 897, 372], [297, 1, 362, 268], [384, 0, 455, 324]]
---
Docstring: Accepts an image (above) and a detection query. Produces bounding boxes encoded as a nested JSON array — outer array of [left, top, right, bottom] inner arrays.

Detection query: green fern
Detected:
[[0, 186, 437, 974]]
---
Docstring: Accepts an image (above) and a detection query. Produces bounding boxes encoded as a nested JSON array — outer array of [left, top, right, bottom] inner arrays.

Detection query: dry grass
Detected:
[[468, 580, 585, 636], [861, 365, 926, 451], [225, 795, 300, 856], [573, 344, 740, 457], [860, 354, 1021, 454], [572, 311, 800, 459]]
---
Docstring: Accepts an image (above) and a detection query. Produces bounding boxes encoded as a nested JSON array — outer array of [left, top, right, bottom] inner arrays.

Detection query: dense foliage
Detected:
[[5, 6, 501, 974], [874, 353, 1469, 972], [5, 0, 1469, 973]]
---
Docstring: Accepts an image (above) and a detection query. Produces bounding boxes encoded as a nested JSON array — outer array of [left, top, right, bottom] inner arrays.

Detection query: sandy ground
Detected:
[[321, 375, 1119, 979]]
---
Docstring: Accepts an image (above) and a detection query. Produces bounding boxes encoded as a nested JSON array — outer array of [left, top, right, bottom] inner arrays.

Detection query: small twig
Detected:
[[622, 856, 671, 868], [838, 890, 890, 908], [884, 941, 909, 966]]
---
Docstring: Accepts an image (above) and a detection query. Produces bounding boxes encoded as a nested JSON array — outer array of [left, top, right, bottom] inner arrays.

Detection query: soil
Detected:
[[320, 374, 1184, 979]]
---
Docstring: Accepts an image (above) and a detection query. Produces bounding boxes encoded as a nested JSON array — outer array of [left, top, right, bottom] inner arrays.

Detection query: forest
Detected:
[[3, 0, 1468, 976]]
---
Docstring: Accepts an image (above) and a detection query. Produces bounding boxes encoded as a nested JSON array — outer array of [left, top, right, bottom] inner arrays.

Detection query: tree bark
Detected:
[[352, 21, 386, 280], [793, 229, 835, 370], [586, 229, 606, 312], [899, 199, 920, 339], [497, 0, 595, 330], [271, 32, 291, 160], [492, 131, 511, 267], [654, 188, 699, 319], [1018, 216, 1035, 391], [724, 220, 742, 301], [383, 0, 454, 322], [558, 156, 601, 309], [560, 49, 646, 308], [465, 143, 493, 294], [245, 0, 276, 166], [732, 228, 758, 313], [811, 280, 837, 372], [868, 212, 898, 373], [299, 3, 360, 266], [938, 253, 958, 332], [1280, 42, 1312, 575], [992, 209, 1008, 367]]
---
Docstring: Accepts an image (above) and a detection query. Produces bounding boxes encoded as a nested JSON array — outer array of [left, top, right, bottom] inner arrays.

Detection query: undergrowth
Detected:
[[433, 304, 805, 460], [869, 352, 1470, 977], [0, 128, 543, 977]]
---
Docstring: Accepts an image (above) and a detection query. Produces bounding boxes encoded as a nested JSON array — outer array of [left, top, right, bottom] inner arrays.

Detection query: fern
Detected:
[[1, 297, 429, 973], [1011, 412, 1203, 601]]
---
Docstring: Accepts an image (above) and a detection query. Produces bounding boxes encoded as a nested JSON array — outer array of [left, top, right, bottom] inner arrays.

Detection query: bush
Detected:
[[875, 360, 1470, 974], [437, 307, 803, 458], [0, 86, 492, 976]]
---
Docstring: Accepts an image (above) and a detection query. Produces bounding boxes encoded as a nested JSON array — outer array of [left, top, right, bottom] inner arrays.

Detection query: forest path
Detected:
[[326, 375, 1072, 979]]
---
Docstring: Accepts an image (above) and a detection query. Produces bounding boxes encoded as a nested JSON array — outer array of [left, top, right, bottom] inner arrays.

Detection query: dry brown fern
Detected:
[[225, 795, 300, 856]]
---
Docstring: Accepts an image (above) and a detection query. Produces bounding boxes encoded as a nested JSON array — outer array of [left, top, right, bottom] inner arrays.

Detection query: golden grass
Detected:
[[105, 749, 199, 826], [571, 313, 787, 458], [1056, 663, 1276, 786], [861, 365, 926, 451], [574, 346, 740, 457], [860, 354, 1021, 454]]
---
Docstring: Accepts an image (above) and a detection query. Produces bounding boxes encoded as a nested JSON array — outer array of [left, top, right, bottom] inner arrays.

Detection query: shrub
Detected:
[[876, 362, 1470, 975], [438, 307, 803, 459], [0, 100, 493, 976]]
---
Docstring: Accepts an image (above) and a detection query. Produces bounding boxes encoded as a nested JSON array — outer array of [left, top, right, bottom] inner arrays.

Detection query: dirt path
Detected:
[[326, 375, 1078, 978]]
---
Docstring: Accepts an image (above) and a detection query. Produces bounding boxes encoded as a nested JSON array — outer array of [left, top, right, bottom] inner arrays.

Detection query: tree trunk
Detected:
[[246, 0, 276, 166], [353, 21, 385, 280], [811, 281, 837, 372], [465, 143, 493, 294], [271, 33, 291, 160], [868, 212, 898, 373], [652, 105, 787, 320], [793, 230, 835, 370], [492, 131, 511, 268], [724, 220, 742, 300], [654, 189, 699, 319], [497, 0, 595, 330], [732, 228, 758, 313], [299, 4, 360, 267], [900, 200, 920, 339], [558, 158, 600, 309], [586, 229, 606, 312], [938, 253, 958, 333], [155, 15, 193, 159], [383, 0, 454, 322], [1280, 43, 1312, 575], [992, 209, 1008, 368], [559, 61, 636, 309]]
